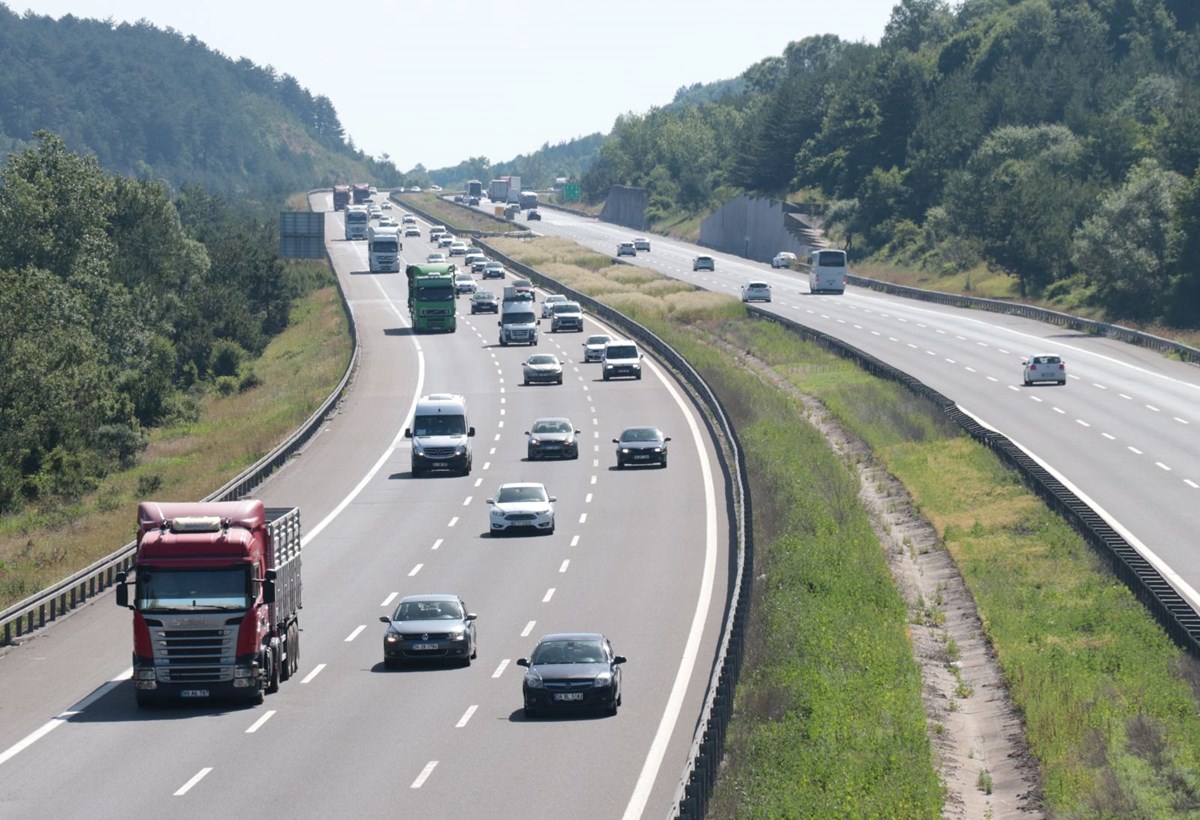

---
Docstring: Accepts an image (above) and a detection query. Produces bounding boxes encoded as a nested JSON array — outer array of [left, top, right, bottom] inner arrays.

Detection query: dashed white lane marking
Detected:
[[381, 592, 398, 607], [559, 560, 570, 573], [1186, 480, 1199, 489], [1156, 462, 1172, 472], [462, 496, 472, 506], [521, 621, 536, 637], [174, 768, 212, 796], [301, 664, 326, 684], [456, 706, 478, 728], [1128, 446, 1143, 455], [246, 710, 275, 734], [408, 564, 423, 577], [1176, 417, 1190, 425], [1076, 419, 1090, 427], [1146, 404, 1160, 412], [411, 761, 438, 789], [578, 513, 587, 524], [432, 538, 443, 550], [345, 625, 366, 642], [570, 535, 580, 547], [493, 659, 510, 678], [542, 588, 555, 603], [1102, 433, 1116, 440], [448, 516, 459, 527]]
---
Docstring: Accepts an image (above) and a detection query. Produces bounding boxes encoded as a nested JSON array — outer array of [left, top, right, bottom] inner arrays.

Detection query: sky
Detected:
[[15, 0, 903, 172]]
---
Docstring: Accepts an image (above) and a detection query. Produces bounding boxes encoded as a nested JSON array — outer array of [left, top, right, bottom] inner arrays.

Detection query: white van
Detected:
[[602, 340, 643, 381], [404, 394, 475, 476]]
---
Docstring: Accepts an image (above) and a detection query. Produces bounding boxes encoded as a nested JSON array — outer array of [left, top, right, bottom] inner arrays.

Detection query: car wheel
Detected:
[[523, 377, 529, 386], [1023, 378, 1031, 386], [616, 459, 624, 470], [603, 373, 610, 381], [556, 376, 563, 385], [636, 372, 642, 380], [607, 701, 618, 717], [660, 457, 668, 469], [500, 339, 508, 347]]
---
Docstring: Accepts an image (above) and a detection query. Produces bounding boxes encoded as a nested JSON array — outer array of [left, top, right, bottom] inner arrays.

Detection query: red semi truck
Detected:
[[352, 183, 371, 204], [333, 184, 351, 211], [116, 500, 302, 707]]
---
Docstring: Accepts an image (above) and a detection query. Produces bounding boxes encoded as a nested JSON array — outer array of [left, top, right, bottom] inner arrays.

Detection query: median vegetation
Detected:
[[490, 235, 1200, 816]]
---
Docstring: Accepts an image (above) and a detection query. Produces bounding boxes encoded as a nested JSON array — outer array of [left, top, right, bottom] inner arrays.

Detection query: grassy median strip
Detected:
[[491, 236, 1200, 816], [0, 267, 349, 609]]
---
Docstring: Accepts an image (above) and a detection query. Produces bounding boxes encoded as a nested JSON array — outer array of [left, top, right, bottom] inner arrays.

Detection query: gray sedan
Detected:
[[613, 426, 670, 468], [523, 353, 564, 385], [526, 417, 580, 460], [379, 594, 477, 668]]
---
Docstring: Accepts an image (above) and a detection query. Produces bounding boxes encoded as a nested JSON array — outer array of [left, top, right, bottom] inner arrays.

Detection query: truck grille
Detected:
[[146, 617, 240, 683], [422, 447, 457, 458]]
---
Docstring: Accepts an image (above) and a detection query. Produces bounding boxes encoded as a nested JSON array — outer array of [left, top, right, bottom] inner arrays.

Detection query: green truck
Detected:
[[406, 263, 458, 332]]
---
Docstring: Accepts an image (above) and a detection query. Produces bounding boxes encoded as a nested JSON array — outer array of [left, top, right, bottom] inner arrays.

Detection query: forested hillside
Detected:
[[0, 4, 396, 199], [427, 133, 606, 191], [579, 0, 1200, 327]]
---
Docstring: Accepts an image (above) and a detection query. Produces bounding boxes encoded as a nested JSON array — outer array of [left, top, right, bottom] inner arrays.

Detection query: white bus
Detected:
[[344, 206, 369, 240], [808, 249, 847, 294]]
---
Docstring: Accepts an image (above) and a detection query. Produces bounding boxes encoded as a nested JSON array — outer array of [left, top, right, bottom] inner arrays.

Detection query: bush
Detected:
[[210, 339, 247, 378]]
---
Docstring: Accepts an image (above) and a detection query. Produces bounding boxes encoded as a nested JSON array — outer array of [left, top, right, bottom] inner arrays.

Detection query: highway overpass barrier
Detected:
[[0, 191, 361, 648]]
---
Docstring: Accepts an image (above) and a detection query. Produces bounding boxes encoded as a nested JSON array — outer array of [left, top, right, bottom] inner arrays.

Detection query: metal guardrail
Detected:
[[1, 193, 360, 647], [847, 274, 1200, 365], [747, 304, 1200, 658], [473, 239, 751, 819]]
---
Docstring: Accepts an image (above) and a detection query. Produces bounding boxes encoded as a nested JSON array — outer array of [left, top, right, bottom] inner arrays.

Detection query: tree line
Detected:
[[575, 0, 1200, 327], [0, 133, 322, 512]]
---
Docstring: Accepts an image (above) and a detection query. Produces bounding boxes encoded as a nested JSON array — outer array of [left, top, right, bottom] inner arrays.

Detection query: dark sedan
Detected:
[[471, 290, 500, 314], [613, 426, 670, 469], [517, 633, 625, 717], [526, 417, 580, 460], [379, 594, 477, 668]]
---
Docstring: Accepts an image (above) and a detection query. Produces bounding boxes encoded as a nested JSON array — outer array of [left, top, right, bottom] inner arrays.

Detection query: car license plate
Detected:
[[412, 643, 438, 651], [554, 692, 584, 702], [634, 454, 650, 460], [180, 689, 209, 698], [432, 462, 448, 468]]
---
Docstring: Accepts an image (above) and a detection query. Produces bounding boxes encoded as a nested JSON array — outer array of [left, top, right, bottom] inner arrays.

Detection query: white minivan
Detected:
[[602, 340, 643, 381], [405, 394, 475, 476]]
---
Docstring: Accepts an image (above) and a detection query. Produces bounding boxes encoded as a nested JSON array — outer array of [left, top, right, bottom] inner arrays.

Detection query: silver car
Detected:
[[583, 333, 614, 362], [379, 594, 477, 668], [526, 417, 580, 460], [741, 282, 772, 302], [541, 294, 569, 318], [487, 482, 556, 535], [523, 353, 564, 385]]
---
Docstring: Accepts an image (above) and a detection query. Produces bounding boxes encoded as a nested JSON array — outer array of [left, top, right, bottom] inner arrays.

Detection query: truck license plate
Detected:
[[180, 689, 210, 698], [554, 692, 584, 702]]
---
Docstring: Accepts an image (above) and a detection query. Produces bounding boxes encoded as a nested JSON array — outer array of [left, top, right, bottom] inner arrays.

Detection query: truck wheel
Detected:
[[266, 647, 281, 694], [280, 632, 292, 682]]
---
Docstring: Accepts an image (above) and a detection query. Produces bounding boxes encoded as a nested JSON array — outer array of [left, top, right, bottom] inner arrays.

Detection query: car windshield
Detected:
[[412, 413, 466, 436], [621, 428, 661, 443], [606, 345, 636, 359], [497, 486, 547, 504], [586, 335, 612, 345], [544, 296, 566, 304], [392, 599, 463, 621], [532, 639, 606, 665], [553, 303, 580, 314], [505, 312, 535, 324], [527, 355, 558, 366], [532, 420, 572, 434], [475, 292, 495, 300]]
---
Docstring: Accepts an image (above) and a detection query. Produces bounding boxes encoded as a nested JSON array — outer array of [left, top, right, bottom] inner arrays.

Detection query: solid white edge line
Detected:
[[622, 355, 718, 820], [301, 275, 423, 548], [0, 669, 130, 767], [959, 405, 1200, 610]]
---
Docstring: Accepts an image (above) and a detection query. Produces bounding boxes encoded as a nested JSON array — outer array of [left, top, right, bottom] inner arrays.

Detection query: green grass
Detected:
[[495, 235, 1200, 816], [0, 273, 350, 609]]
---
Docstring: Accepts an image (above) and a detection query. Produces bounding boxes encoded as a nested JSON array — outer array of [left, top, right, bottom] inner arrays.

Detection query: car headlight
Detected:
[[448, 632, 465, 642], [620, 448, 631, 454], [385, 631, 400, 644], [525, 672, 544, 689], [454, 446, 466, 456], [412, 441, 425, 455], [529, 438, 541, 446], [593, 672, 613, 688]]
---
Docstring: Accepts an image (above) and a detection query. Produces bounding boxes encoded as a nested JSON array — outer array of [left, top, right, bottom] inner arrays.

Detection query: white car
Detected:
[[632, 237, 651, 251], [771, 251, 797, 268], [582, 333, 614, 362], [381, 201, 392, 210], [541, 294, 569, 318], [401, 215, 417, 225], [617, 242, 636, 257], [427, 252, 448, 264], [449, 241, 468, 256], [438, 235, 456, 248], [404, 225, 421, 237], [454, 273, 477, 295], [522, 353, 564, 385], [487, 482, 556, 535], [741, 282, 772, 302], [1022, 354, 1066, 385], [378, 216, 398, 228], [693, 255, 715, 271]]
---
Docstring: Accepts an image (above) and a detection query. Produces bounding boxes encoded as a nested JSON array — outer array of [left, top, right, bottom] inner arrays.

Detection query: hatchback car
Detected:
[[517, 633, 625, 717], [454, 273, 477, 295], [1023, 354, 1066, 385], [741, 282, 772, 303], [613, 426, 670, 468], [482, 261, 506, 279], [526, 209, 542, 221], [526, 417, 580, 460], [523, 353, 564, 385], [582, 333, 614, 362], [404, 225, 421, 237], [464, 253, 488, 271], [771, 251, 797, 268], [426, 252, 448, 264], [487, 482, 556, 535], [541, 294, 569, 318], [693, 255, 715, 271], [381, 201, 392, 210], [401, 215, 417, 225], [616, 241, 636, 257], [550, 302, 584, 332], [379, 594, 477, 668], [632, 237, 651, 251], [471, 290, 500, 313]]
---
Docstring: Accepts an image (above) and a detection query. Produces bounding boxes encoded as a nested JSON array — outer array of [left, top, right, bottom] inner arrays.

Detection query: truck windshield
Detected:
[[412, 414, 467, 436], [371, 239, 398, 252], [347, 212, 367, 223], [504, 312, 535, 324], [415, 285, 454, 301], [135, 568, 252, 612]]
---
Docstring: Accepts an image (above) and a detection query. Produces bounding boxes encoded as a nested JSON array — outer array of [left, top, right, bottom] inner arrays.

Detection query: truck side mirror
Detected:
[[115, 571, 129, 608], [404, 429, 413, 438], [263, 569, 277, 605], [468, 427, 476, 437]]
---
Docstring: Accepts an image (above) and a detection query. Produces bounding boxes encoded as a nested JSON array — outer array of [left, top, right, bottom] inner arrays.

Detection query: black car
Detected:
[[471, 290, 500, 314], [526, 209, 542, 221], [517, 633, 625, 717], [526, 417, 580, 460], [613, 426, 670, 468], [379, 594, 477, 668]]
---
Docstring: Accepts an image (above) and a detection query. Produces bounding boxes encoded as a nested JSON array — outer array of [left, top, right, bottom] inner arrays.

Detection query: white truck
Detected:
[[344, 206, 369, 240], [498, 292, 539, 346], [368, 225, 402, 272]]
